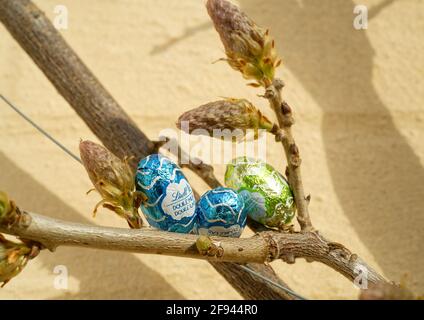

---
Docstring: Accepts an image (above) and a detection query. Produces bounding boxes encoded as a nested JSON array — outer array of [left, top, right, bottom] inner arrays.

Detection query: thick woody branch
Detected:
[[0, 0, 291, 299], [265, 79, 313, 231], [0, 212, 267, 263], [0, 209, 386, 285]]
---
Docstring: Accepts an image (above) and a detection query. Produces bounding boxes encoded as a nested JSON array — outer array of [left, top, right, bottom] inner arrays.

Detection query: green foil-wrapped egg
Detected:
[[224, 157, 296, 228]]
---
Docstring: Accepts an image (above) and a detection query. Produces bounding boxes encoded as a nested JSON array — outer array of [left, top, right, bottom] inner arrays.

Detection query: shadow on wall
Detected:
[[150, 21, 212, 55], [238, 0, 423, 286], [0, 152, 182, 299]]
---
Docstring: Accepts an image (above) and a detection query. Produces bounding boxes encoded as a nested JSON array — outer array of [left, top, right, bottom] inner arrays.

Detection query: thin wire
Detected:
[[0, 94, 307, 301], [0, 94, 82, 164], [239, 265, 307, 300]]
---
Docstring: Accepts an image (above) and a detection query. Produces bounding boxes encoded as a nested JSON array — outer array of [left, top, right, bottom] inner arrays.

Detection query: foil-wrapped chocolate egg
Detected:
[[135, 154, 196, 233], [195, 187, 247, 237], [225, 157, 296, 228]]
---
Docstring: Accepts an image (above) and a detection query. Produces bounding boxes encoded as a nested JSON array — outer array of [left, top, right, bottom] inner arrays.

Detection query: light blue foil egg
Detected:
[[135, 154, 196, 233], [195, 187, 247, 238]]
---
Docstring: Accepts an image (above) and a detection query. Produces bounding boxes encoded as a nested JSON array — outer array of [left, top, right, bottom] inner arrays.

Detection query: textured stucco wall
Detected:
[[0, 0, 423, 299]]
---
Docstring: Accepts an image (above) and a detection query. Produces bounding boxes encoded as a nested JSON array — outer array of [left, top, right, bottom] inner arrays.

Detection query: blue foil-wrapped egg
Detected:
[[195, 187, 247, 238], [135, 154, 196, 233]]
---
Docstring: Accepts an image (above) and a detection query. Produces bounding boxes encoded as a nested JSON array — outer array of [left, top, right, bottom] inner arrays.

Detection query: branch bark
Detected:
[[0, 209, 386, 285], [265, 79, 313, 231], [0, 0, 292, 300]]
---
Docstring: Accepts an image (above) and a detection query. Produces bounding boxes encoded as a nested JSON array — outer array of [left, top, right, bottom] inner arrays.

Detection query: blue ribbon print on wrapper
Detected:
[[135, 154, 197, 233], [195, 187, 247, 238]]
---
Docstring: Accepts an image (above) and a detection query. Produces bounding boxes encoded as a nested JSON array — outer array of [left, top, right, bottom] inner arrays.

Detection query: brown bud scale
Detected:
[[177, 98, 274, 140], [79, 140, 143, 228], [207, 0, 280, 86]]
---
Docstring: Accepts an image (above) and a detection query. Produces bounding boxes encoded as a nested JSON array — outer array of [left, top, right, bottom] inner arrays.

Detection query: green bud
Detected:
[[0, 192, 10, 220], [0, 235, 32, 287], [195, 235, 223, 257], [0, 192, 21, 227], [196, 235, 213, 255]]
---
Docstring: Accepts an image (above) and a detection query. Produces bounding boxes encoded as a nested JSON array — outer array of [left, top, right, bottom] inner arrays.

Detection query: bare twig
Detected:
[[264, 79, 313, 231]]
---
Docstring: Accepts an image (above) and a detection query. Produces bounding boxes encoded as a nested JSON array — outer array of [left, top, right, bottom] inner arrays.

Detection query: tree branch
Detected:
[[0, 208, 386, 285], [0, 0, 292, 300], [265, 79, 313, 231], [0, 212, 267, 263]]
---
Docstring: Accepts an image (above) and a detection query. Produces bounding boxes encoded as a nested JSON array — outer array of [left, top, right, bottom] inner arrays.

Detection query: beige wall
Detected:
[[0, 0, 423, 299]]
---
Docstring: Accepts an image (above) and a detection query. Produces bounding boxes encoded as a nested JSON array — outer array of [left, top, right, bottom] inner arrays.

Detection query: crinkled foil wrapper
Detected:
[[225, 157, 296, 227], [136, 154, 196, 233], [196, 187, 247, 237]]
